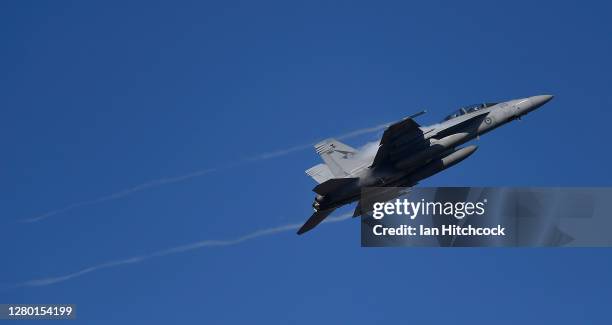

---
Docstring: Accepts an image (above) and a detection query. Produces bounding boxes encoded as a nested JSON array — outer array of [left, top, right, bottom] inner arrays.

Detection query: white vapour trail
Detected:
[[22, 122, 389, 223], [335, 123, 391, 140], [355, 141, 382, 160], [22, 169, 218, 223], [244, 122, 390, 161], [244, 143, 313, 161], [14, 213, 353, 287]]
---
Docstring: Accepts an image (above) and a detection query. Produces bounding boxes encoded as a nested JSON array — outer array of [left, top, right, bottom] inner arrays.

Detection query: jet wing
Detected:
[[297, 208, 336, 235], [372, 117, 424, 167], [313, 177, 359, 196]]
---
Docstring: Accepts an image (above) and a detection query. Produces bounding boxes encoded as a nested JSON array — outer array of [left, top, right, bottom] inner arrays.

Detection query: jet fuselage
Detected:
[[299, 95, 553, 234]]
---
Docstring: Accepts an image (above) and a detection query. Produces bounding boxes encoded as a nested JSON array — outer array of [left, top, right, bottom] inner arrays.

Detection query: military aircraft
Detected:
[[298, 94, 554, 235]]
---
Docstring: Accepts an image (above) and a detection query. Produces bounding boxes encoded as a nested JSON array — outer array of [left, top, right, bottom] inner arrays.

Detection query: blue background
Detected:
[[2, 0, 611, 323]]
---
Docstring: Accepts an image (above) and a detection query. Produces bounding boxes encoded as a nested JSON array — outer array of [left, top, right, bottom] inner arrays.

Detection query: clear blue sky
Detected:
[[2, 0, 611, 324]]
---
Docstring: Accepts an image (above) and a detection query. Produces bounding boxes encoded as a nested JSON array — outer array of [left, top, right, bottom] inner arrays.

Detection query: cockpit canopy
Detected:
[[443, 102, 498, 121]]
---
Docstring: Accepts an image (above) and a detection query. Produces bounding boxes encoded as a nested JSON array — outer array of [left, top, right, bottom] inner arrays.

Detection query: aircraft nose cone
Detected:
[[530, 94, 554, 109]]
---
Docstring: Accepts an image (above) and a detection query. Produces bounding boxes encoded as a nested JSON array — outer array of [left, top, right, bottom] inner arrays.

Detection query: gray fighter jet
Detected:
[[298, 95, 554, 234]]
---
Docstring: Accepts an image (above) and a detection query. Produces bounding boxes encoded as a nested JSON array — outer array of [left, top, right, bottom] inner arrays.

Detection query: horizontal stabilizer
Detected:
[[313, 177, 359, 196], [297, 209, 336, 235], [305, 164, 334, 184]]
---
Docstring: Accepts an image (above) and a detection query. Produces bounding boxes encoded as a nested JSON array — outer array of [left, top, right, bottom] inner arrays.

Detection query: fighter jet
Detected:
[[298, 95, 554, 234]]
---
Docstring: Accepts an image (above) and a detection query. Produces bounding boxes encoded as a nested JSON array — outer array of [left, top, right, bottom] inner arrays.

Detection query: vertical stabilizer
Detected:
[[314, 139, 367, 177]]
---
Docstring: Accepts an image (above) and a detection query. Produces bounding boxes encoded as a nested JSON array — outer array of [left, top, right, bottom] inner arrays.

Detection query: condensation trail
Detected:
[[22, 122, 389, 223], [13, 213, 353, 287], [22, 168, 218, 223], [245, 122, 391, 161]]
